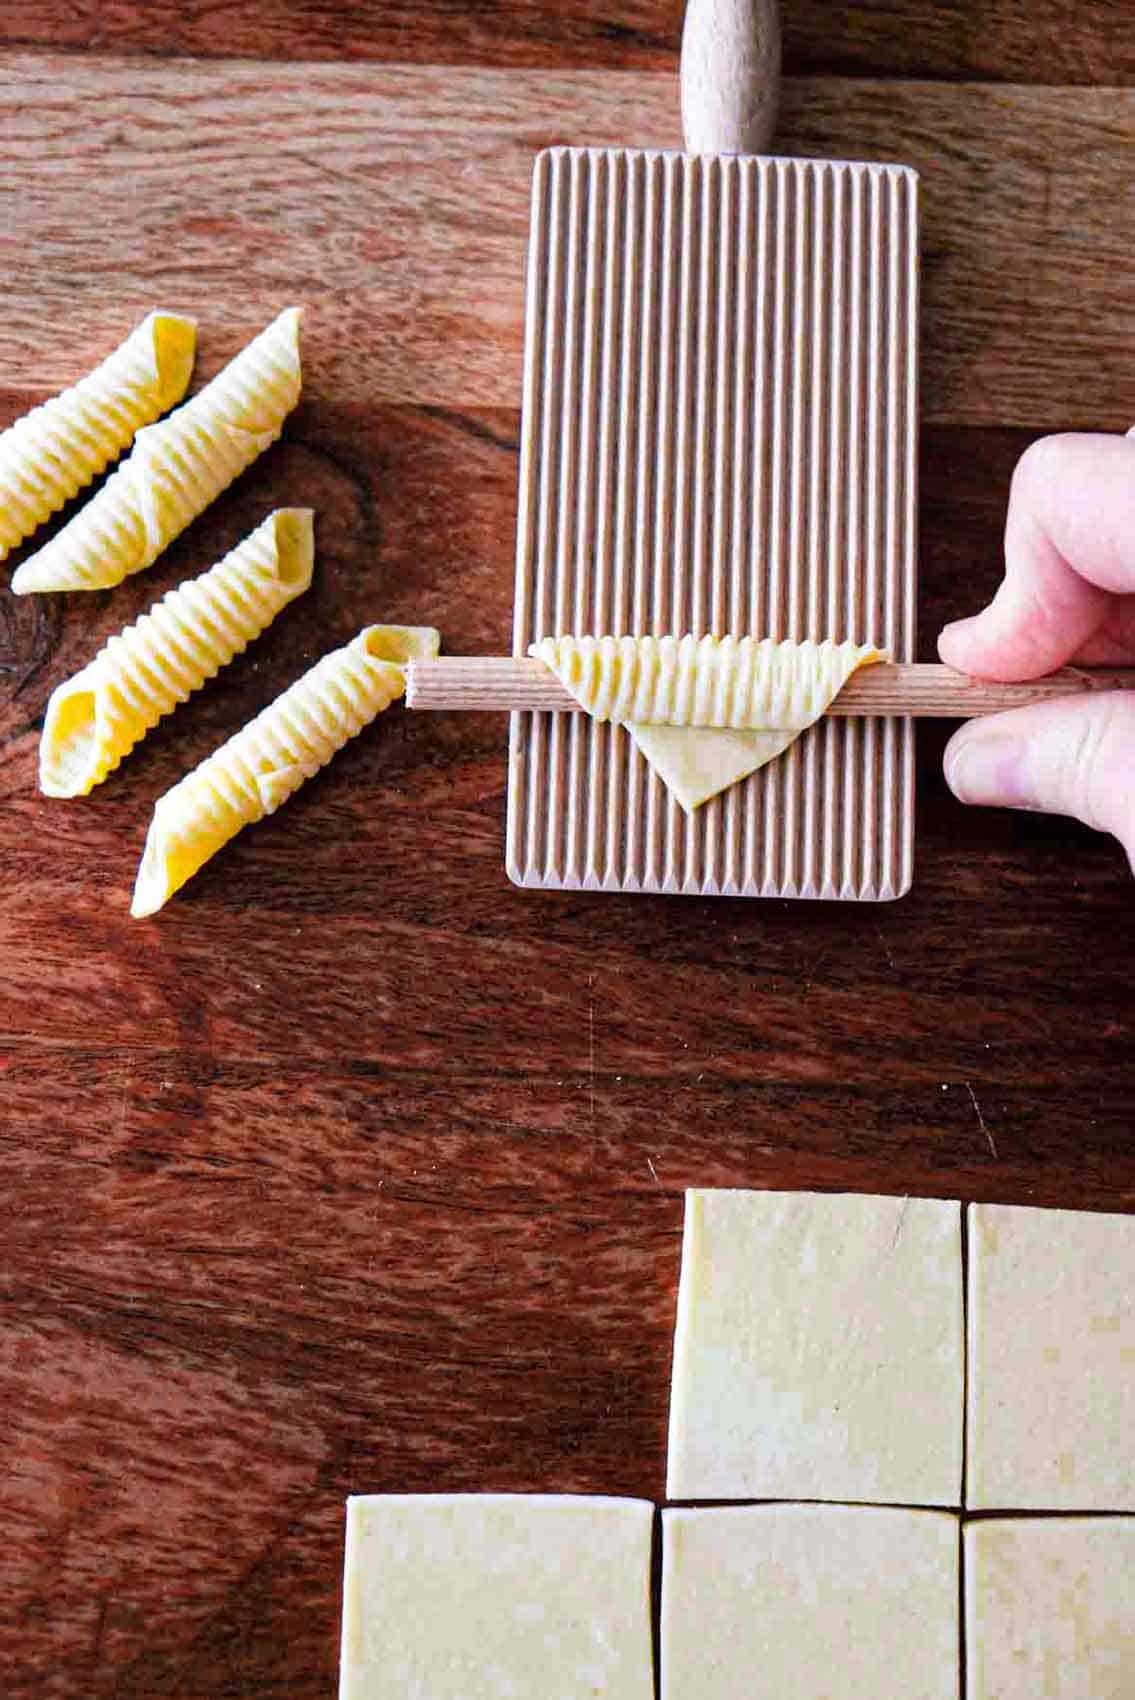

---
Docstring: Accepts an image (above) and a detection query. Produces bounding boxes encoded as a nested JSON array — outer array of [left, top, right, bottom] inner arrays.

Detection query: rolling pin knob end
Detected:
[[680, 0, 781, 155]]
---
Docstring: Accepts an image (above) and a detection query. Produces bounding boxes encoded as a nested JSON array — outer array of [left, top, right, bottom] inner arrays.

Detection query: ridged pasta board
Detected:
[[508, 147, 918, 900]]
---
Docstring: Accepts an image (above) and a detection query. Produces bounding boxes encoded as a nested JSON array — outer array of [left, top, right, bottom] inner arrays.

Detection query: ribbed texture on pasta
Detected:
[[530, 635, 883, 731], [39, 508, 315, 798], [131, 623, 442, 917], [0, 311, 196, 561], [12, 307, 302, 594]]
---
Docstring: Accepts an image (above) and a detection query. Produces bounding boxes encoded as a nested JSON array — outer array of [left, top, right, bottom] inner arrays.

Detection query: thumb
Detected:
[[944, 692, 1135, 868]]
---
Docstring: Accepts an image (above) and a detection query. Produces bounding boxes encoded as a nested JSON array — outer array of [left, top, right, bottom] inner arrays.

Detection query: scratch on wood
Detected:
[[587, 973, 595, 1130], [965, 1081, 999, 1160], [646, 1156, 662, 1190], [89, 1594, 108, 1669], [115, 1053, 134, 1140], [890, 1195, 911, 1250]]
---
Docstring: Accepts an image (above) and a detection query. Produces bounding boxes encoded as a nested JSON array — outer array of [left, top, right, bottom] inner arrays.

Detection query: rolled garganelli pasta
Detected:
[[530, 634, 885, 812], [12, 307, 302, 595], [530, 635, 884, 729], [131, 623, 441, 918], [39, 508, 315, 798], [0, 311, 196, 561]]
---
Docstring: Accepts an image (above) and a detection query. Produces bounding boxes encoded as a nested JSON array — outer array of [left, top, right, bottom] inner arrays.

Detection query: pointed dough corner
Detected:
[[130, 805, 181, 918], [147, 311, 198, 411], [628, 724, 796, 812], [268, 507, 316, 595]]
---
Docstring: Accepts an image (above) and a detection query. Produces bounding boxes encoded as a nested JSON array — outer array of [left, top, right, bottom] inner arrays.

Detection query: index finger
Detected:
[[937, 431, 1135, 681]]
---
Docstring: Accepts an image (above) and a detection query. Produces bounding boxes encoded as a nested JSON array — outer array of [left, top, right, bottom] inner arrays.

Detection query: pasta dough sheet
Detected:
[[130, 623, 440, 917], [12, 307, 301, 594], [40, 508, 314, 797], [666, 1188, 963, 1505], [967, 1202, 1135, 1510], [964, 1518, 1135, 1700], [0, 310, 196, 561], [531, 636, 883, 810], [339, 1494, 654, 1700], [661, 1504, 960, 1700]]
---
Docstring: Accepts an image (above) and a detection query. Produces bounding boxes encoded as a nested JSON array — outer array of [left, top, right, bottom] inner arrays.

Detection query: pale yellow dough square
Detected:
[[662, 1504, 960, 1700], [666, 1188, 963, 1505], [964, 1518, 1135, 1699], [339, 1494, 654, 1700], [967, 1203, 1135, 1510]]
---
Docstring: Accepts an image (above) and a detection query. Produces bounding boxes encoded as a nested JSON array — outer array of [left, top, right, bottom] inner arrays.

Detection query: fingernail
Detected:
[[945, 734, 1034, 808]]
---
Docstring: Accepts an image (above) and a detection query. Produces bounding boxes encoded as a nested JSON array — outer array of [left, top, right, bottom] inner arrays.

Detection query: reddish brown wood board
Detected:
[[1, 11, 1133, 1698]]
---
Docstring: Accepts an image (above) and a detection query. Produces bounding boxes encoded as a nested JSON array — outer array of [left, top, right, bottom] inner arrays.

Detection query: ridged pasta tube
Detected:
[[131, 623, 442, 918], [39, 508, 315, 799], [531, 634, 885, 812], [530, 635, 884, 729], [12, 308, 302, 595], [0, 311, 197, 561]]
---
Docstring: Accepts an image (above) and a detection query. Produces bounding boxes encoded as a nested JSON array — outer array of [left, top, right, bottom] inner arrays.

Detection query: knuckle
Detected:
[[1005, 582, 1077, 664], [1011, 433, 1076, 501]]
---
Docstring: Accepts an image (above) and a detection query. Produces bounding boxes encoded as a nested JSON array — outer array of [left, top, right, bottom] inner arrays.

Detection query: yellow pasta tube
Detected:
[[0, 311, 196, 561], [12, 307, 302, 595], [131, 623, 442, 918], [530, 635, 884, 729], [39, 509, 315, 799]]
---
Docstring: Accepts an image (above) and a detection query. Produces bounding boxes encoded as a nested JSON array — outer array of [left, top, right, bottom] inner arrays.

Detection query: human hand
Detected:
[[938, 431, 1135, 868]]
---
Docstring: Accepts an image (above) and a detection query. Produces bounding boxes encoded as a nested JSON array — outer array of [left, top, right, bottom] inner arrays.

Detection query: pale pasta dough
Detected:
[[0, 311, 196, 561], [12, 308, 301, 594], [339, 1494, 654, 1700], [130, 623, 440, 917], [967, 1202, 1135, 1510], [666, 1188, 963, 1505], [530, 635, 883, 809], [965, 1519, 1135, 1700], [39, 509, 314, 798], [661, 1505, 959, 1700]]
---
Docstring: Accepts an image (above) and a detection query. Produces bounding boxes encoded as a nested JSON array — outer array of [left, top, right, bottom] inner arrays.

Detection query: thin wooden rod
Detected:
[[404, 657, 1135, 719]]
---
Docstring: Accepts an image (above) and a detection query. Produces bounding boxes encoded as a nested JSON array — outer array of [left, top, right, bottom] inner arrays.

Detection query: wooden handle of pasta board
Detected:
[[680, 0, 780, 155], [404, 658, 1135, 718]]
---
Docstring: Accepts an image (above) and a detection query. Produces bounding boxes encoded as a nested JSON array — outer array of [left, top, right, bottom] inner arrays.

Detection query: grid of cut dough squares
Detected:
[[663, 1189, 1134, 1700], [336, 1191, 1133, 1700]]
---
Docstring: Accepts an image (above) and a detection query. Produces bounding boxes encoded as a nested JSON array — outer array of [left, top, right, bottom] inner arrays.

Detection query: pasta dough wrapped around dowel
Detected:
[[131, 623, 441, 918], [0, 311, 197, 561], [531, 635, 883, 729], [531, 634, 884, 811], [12, 308, 302, 595], [39, 508, 315, 798]]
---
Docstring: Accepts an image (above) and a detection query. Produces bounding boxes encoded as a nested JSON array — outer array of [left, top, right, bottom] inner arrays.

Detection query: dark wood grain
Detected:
[[3, 62, 1133, 429], [1, 0, 1131, 82], [2, 6, 1134, 1697]]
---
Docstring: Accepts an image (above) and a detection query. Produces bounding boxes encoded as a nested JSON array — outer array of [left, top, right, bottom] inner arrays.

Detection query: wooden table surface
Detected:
[[1, 3, 1133, 1694]]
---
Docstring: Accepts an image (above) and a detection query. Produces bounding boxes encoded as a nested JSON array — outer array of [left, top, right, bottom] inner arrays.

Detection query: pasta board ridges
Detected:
[[507, 149, 917, 901]]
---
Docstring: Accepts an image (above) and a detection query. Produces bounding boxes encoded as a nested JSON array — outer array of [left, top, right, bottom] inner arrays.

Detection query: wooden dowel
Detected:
[[404, 657, 1135, 718]]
